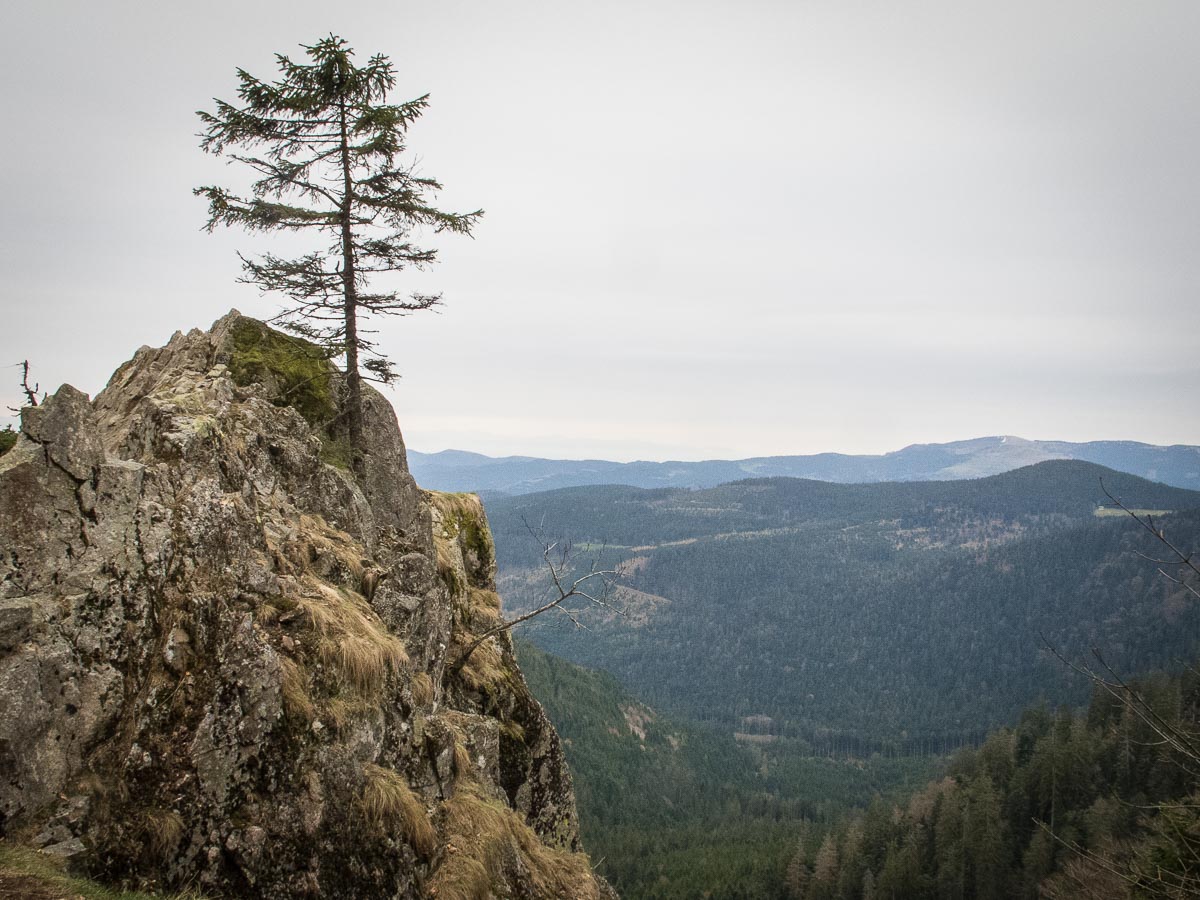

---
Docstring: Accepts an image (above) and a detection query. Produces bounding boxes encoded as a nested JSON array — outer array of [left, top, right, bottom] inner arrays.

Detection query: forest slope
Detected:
[[791, 667, 1200, 899], [516, 639, 938, 900], [489, 463, 1200, 748]]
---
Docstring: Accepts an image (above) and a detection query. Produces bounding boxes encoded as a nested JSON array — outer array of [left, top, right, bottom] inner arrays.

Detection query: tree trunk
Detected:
[[337, 93, 364, 467]]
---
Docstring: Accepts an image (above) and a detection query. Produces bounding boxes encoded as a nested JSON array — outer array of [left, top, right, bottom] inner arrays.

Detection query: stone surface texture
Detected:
[[0, 312, 613, 899]]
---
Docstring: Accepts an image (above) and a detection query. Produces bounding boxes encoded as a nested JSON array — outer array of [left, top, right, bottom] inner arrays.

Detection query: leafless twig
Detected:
[[452, 518, 623, 669], [1102, 479, 1200, 596]]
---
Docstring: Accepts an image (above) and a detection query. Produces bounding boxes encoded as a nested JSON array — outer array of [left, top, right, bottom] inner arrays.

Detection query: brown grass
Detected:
[[449, 588, 511, 694], [296, 514, 366, 582], [279, 656, 315, 723], [323, 695, 379, 732], [429, 784, 601, 900], [456, 588, 502, 633], [297, 579, 408, 697], [359, 764, 437, 858], [142, 808, 185, 859], [411, 671, 435, 707], [468, 587, 502, 613], [454, 742, 475, 782], [500, 720, 526, 744], [456, 637, 510, 694]]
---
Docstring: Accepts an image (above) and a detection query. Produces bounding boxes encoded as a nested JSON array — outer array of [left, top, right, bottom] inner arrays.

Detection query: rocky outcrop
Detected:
[[0, 312, 613, 898]]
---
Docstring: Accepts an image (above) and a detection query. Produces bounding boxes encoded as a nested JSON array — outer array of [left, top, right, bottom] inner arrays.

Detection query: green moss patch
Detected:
[[432, 492, 496, 573], [228, 319, 334, 429], [0, 426, 16, 457]]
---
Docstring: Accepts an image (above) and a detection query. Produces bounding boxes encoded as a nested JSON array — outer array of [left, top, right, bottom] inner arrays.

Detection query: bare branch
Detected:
[[1102, 479, 1200, 585], [452, 519, 621, 670]]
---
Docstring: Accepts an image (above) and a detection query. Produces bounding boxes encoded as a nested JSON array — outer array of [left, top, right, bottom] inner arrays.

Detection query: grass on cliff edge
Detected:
[[0, 843, 204, 899]]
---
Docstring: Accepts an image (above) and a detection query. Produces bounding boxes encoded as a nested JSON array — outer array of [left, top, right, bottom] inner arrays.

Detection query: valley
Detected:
[[485, 462, 1200, 897]]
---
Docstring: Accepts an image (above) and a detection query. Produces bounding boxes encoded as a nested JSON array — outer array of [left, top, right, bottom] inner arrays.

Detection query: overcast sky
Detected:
[[2, 1, 1198, 461]]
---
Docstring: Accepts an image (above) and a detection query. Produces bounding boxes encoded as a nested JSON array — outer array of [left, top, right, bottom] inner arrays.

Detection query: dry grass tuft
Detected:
[[500, 720, 526, 744], [265, 514, 367, 588], [280, 656, 315, 723], [454, 742, 475, 782], [359, 764, 437, 857], [297, 579, 408, 697], [467, 587, 502, 614], [297, 514, 366, 582], [256, 601, 282, 626], [411, 671, 435, 707], [456, 637, 510, 694], [429, 784, 601, 900], [455, 587, 503, 635], [323, 694, 379, 732], [142, 808, 185, 859], [325, 631, 407, 696]]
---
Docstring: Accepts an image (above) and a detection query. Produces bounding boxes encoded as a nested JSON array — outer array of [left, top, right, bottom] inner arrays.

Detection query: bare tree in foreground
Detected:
[[454, 520, 623, 671]]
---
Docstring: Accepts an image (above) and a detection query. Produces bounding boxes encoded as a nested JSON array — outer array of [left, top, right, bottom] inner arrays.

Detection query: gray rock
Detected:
[[0, 312, 614, 899]]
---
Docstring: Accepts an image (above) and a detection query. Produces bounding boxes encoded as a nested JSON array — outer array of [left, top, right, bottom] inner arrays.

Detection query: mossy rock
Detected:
[[227, 319, 335, 429], [0, 426, 16, 457], [432, 492, 496, 574]]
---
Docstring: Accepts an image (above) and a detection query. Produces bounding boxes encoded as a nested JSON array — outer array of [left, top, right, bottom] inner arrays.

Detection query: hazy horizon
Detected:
[[3, 1, 1199, 460], [410, 432, 1200, 466]]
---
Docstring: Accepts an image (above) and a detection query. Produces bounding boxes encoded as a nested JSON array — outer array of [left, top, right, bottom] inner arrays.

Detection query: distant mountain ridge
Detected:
[[409, 436, 1200, 495]]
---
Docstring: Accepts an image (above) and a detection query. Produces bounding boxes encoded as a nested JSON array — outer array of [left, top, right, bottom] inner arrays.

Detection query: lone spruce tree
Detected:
[[196, 35, 481, 458]]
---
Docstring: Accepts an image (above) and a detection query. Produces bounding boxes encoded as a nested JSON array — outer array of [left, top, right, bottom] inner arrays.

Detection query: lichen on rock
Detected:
[[0, 312, 614, 899]]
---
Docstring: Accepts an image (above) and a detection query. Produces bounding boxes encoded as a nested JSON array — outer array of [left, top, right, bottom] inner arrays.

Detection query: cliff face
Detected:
[[0, 312, 613, 899]]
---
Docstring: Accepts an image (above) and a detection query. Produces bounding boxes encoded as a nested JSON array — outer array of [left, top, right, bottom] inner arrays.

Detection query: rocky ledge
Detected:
[[0, 312, 614, 899]]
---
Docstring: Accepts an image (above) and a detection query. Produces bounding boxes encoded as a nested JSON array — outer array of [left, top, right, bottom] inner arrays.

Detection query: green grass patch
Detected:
[[319, 435, 353, 470], [1094, 506, 1172, 517], [0, 842, 202, 899], [0, 425, 16, 457]]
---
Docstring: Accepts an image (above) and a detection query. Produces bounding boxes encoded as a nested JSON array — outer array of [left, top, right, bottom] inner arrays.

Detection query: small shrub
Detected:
[[454, 742, 475, 781]]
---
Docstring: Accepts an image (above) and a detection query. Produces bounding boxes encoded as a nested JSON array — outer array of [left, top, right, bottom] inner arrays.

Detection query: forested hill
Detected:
[[790, 667, 1200, 899], [490, 460, 1198, 567], [411, 437, 1200, 495], [488, 461, 1200, 748]]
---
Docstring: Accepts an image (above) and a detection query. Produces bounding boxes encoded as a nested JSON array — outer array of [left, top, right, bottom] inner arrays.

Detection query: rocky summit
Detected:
[[0, 312, 613, 899]]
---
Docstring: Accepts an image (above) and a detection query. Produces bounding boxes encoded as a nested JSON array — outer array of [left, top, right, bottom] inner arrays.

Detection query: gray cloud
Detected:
[[2, 0, 1197, 459]]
